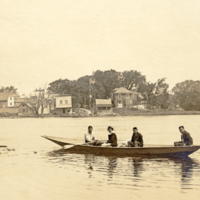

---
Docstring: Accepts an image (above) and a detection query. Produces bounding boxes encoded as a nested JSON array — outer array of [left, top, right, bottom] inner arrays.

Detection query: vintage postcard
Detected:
[[1, 1, 200, 200]]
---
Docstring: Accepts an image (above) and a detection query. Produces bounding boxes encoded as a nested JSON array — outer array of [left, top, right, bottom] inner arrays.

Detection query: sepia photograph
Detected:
[[1, 1, 200, 200]]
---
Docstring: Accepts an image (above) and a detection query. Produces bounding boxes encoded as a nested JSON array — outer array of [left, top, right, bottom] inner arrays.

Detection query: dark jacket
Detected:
[[107, 132, 118, 147], [182, 131, 193, 145], [131, 132, 143, 147]]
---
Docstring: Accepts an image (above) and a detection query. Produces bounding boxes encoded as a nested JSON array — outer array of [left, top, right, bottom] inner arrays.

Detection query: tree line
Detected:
[[2, 71, 200, 111], [47, 70, 169, 109], [171, 80, 200, 111]]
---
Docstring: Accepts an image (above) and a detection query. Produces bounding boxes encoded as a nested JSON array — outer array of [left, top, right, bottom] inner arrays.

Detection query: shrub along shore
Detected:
[[1, 109, 200, 118]]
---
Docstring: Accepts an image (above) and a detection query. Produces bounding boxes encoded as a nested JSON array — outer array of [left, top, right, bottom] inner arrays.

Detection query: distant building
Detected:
[[0, 102, 35, 116], [55, 95, 72, 114], [96, 99, 112, 112], [0, 93, 56, 116], [7, 96, 15, 107], [0, 93, 38, 116], [111, 87, 139, 108], [4, 95, 38, 108], [17, 102, 35, 116], [0, 93, 19, 108]]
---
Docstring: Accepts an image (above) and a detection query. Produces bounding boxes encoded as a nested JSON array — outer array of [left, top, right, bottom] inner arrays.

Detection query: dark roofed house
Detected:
[[0, 93, 36, 116], [111, 87, 139, 108], [96, 99, 112, 113], [0, 102, 35, 117], [17, 102, 35, 116], [113, 87, 133, 94]]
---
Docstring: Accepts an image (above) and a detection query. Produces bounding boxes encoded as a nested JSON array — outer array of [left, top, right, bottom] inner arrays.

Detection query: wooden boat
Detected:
[[42, 135, 200, 157]]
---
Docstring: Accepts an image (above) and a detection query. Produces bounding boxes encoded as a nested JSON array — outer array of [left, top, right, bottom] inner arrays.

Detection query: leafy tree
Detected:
[[47, 70, 169, 109], [72, 76, 90, 107], [47, 79, 71, 94], [121, 70, 146, 90], [139, 78, 169, 109], [0, 86, 18, 94], [172, 80, 200, 111], [93, 70, 121, 98]]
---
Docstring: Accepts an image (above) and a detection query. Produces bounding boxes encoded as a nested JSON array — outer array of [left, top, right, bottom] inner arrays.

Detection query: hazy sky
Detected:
[[1, 0, 200, 94]]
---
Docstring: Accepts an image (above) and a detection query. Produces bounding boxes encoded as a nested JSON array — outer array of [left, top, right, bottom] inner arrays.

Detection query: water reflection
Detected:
[[84, 154, 95, 168], [107, 157, 118, 177], [83, 154, 118, 178], [146, 156, 200, 187], [171, 157, 199, 185], [129, 157, 143, 177], [47, 150, 200, 189]]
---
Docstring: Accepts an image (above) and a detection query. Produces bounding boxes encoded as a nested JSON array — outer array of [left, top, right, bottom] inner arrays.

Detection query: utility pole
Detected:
[[34, 88, 45, 117], [84, 96, 86, 108], [34, 88, 45, 98], [94, 93, 96, 114], [89, 80, 91, 108], [89, 71, 95, 109]]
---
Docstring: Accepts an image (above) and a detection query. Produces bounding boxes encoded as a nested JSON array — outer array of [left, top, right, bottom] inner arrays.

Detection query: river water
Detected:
[[1, 116, 200, 200]]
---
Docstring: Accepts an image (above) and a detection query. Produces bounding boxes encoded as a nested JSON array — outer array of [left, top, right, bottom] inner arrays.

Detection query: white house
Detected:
[[7, 96, 15, 107], [55, 95, 72, 114]]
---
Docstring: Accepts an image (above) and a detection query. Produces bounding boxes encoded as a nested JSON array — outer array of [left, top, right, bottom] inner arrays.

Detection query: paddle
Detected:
[[62, 140, 128, 149], [0, 146, 7, 148], [63, 140, 107, 149]]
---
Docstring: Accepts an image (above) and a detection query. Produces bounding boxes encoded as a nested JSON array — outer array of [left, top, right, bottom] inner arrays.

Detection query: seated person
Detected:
[[174, 126, 193, 146], [128, 127, 143, 147], [84, 126, 95, 145], [102, 126, 118, 147], [84, 126, 103, 146]]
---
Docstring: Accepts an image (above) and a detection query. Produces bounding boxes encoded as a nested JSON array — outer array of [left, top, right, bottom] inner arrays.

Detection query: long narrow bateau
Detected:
[[42, 135, 200, 157]]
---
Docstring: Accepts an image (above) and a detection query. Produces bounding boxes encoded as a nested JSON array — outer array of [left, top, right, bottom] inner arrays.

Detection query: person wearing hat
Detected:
[[128, 127, 143, 147], [104, 126, 118, 147]]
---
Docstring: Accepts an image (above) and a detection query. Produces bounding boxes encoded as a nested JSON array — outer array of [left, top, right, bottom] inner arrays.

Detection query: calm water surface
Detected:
[[1, 116, 200, 200]]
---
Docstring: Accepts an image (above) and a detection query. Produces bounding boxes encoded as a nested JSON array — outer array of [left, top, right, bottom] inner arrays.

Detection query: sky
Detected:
[[1, 0, 200, 95]]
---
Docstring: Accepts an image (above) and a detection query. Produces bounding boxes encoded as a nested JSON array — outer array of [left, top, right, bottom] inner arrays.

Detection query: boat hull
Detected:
[[60, 145, 200, 157], [42, 136, 200, 158]]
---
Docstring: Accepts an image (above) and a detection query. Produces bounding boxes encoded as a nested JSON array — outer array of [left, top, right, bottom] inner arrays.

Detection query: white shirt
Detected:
[[108, 131, 114, 136], [84, 132, 95, 142]]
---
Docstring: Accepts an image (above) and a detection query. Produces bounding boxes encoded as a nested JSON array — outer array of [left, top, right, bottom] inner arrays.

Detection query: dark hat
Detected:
[[107, 126, 114, 131]]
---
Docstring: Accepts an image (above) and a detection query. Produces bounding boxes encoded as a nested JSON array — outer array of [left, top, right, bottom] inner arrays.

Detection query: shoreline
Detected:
[[1, 110, 200, 118]]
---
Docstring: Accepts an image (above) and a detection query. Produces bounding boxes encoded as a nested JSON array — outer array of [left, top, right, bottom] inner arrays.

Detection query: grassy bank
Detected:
[[112, 108, 200, 116], [1, 109, 200, 118]]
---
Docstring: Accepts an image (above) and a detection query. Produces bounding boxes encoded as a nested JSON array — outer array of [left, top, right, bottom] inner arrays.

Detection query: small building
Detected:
[[111, 87, 139, 108], [0, 102, 35, 116], [0, 93, 19, 108], [18, 102, 35, 116], [55, 95, 72, 114], [96, 99, 112, 112]]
